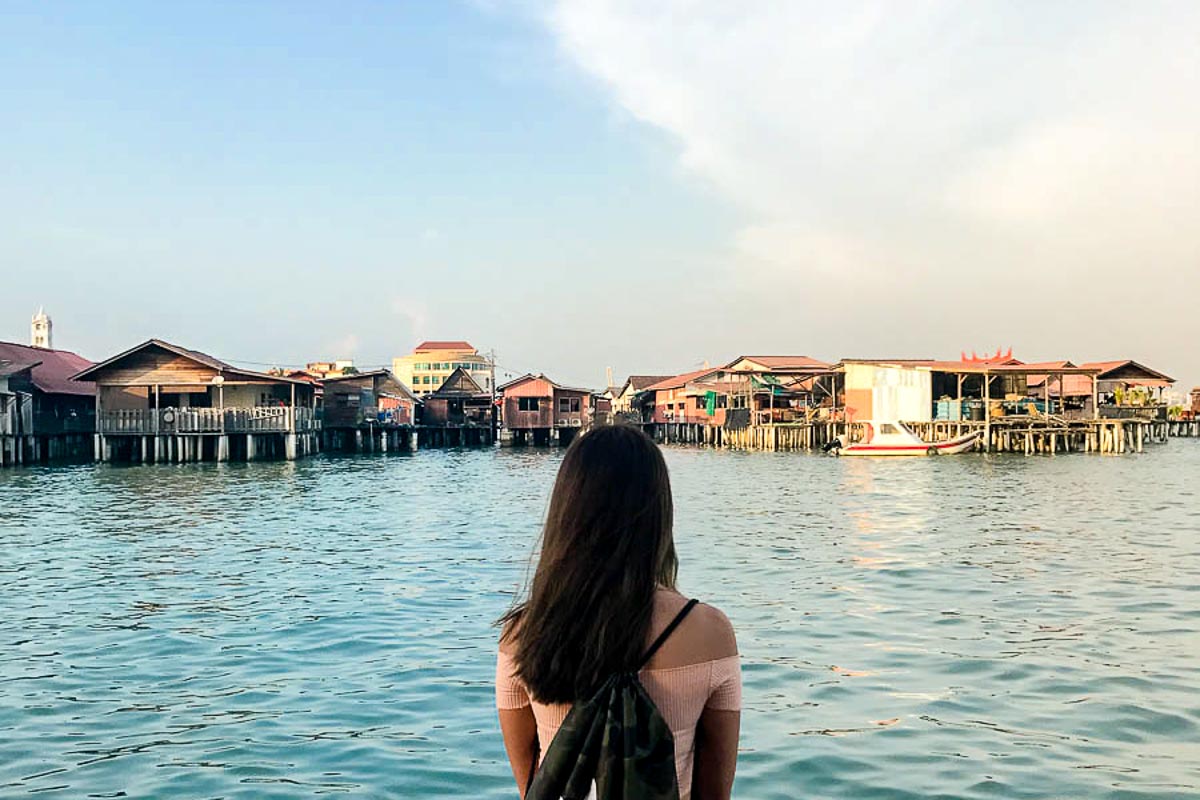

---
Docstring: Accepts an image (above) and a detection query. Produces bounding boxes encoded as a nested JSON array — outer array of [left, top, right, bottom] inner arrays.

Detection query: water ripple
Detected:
[[1, 445, 1199, 798]]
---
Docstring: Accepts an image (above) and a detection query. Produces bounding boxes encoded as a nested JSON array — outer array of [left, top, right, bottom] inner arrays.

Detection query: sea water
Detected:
[[1, 445, 1198, 798]]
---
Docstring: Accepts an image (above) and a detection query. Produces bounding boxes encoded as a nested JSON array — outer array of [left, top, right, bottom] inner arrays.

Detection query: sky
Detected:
[[2, 1, 1197, 391]]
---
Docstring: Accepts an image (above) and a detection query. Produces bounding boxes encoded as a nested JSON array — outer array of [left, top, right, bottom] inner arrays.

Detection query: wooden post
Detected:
[[1091, 375, 1099, 420], [983, 372, 991, 452], [94, 384, 103, 462]]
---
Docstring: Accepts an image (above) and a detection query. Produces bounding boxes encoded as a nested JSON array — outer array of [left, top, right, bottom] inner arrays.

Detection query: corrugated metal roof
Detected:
[[621, 375, 674, 392], [644, 368, 723, 392], [1081, 360, 1175, 383], [726, 355, 830, 370], [0, 341, 94, 396]]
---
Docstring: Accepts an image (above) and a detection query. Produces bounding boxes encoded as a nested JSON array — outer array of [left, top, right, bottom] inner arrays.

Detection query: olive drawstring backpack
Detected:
[[525, 599, 699, 800]]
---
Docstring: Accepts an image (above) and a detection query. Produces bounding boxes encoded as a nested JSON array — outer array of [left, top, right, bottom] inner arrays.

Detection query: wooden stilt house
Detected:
[[72, 339, 319, 462], [321, 369, 420, 452], [420, 367, 495, 447], [0, 341, 95, 465]]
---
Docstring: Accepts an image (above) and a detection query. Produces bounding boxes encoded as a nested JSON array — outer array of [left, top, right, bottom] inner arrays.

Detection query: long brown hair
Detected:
[[499, 424, 677, 704]]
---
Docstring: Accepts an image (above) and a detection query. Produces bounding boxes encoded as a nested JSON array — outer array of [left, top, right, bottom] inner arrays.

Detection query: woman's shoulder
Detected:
[[497, 613, 523, 656], [648, 589, 738, 668]]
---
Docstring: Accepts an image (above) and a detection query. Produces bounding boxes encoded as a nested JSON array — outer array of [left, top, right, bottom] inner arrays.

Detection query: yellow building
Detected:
[[392, 340, 493, 397]]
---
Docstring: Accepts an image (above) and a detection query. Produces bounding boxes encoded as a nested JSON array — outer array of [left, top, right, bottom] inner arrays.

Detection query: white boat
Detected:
[[826, 420, 980, 457]]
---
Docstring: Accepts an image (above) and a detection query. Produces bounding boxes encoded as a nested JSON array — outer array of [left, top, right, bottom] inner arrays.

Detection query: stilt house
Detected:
[[72, 339, 318, 462], [0, 341, 95, 464], [321, 369, 420, 452]]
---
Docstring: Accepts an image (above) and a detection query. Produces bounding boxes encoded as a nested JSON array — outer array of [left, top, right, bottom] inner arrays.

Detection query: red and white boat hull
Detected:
[[829, 422, 981, 457]]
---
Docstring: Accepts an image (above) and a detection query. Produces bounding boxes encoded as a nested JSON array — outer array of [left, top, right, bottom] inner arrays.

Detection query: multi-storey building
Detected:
[[391, 341, 493, 397]]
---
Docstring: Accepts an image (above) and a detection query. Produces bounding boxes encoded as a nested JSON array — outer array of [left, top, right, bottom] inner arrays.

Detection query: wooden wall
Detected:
[[90, 346, 221, 386], [502, 377, 555, 398]]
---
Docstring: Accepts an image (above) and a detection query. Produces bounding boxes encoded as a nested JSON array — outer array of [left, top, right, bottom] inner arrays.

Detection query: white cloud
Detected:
[[545, 0, 1200, 378]]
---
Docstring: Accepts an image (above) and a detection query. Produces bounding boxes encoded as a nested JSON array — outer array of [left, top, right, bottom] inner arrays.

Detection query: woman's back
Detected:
[[494, 425, 740, 799], [497, 589, 740, 799]]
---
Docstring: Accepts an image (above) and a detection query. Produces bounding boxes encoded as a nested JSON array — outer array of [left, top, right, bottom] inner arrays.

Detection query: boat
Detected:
[[825, 420, 980, 456]]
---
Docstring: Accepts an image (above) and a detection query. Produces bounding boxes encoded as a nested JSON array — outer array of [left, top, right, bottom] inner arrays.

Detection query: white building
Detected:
[[31, 307, 52, 349], [392, 340, 493, 397]]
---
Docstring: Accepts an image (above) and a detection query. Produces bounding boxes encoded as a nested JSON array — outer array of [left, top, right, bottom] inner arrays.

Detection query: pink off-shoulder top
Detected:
[[496, 650, 741, 798]]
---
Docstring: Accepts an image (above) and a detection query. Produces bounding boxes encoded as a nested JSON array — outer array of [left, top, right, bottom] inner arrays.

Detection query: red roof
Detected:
[[414, 340, 474, 352], [644, 368, 722, 392], [1025, 362, 1077, 387], [0, 341, 94, 396]]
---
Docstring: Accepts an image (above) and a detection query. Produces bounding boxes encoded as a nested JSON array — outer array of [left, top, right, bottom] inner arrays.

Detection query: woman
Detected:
[[496, 424, 740, 799]]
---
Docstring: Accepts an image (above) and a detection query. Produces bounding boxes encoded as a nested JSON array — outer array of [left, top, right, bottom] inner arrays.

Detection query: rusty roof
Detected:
[[643, 368, 724, 392], [0, 341, 94, 396], [725, 355, 830, 370], [0, 358, 40, 381]]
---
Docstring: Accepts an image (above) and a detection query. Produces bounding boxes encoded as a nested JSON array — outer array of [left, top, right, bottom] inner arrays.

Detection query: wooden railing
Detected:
[[99, 406, 316, 435]]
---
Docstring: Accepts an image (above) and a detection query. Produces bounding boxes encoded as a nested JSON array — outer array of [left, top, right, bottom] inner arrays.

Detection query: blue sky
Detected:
[[2, 2, 1197, 390]]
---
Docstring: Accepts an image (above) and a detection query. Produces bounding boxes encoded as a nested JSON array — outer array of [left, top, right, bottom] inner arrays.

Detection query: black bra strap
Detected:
[[638, 598, 699, 670]]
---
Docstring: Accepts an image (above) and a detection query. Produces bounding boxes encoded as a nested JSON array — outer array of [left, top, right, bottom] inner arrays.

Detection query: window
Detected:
[[570, 398, 580, 413], [879, 423, 900, 435], [519, 397, 540, 411], [559, 398, 570, 413]]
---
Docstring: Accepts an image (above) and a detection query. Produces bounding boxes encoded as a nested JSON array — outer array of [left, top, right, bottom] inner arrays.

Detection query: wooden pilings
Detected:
[[323, 426, 420, 453], [90, 431, 321, 464], [651, 421, 844, 452], [1167, 419, 1200, 438], [1, 434, 93, 465], [907, 419, 1165, 454], [0, 433, 92, 466], [648, 418, 1171, 455]]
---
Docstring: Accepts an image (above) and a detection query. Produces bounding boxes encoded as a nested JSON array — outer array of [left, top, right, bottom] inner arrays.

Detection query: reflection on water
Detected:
[[2, 445, 1199, 798]]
